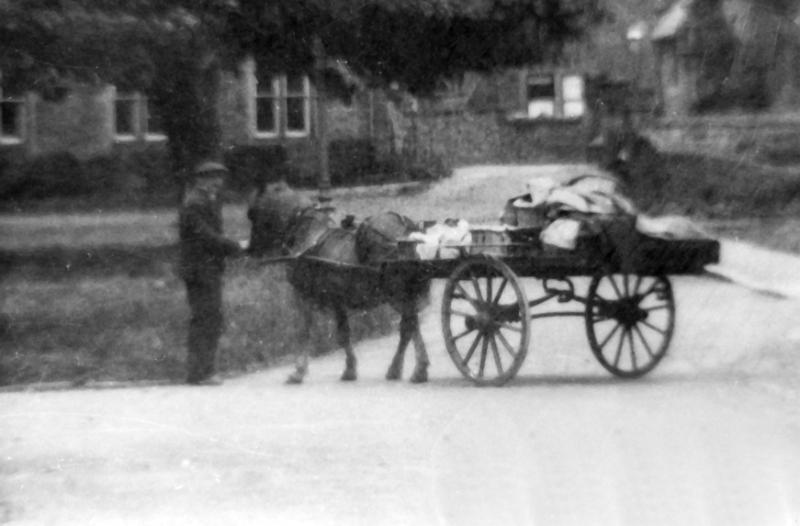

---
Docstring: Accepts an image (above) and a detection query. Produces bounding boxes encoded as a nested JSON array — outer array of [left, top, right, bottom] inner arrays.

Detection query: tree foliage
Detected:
[[1, 0, 603, 175]]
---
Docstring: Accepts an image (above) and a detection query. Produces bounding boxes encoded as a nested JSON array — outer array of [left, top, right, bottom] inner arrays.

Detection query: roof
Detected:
[[651, 0, 691, 40]]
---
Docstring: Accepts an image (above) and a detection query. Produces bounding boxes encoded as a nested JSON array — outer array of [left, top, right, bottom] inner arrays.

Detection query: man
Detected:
[[179, 161, 243, 385]]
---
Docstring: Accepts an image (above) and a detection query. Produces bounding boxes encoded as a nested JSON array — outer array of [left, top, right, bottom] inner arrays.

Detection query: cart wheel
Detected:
[[585, 274, 675, 378], [442, 257, 530, 386]]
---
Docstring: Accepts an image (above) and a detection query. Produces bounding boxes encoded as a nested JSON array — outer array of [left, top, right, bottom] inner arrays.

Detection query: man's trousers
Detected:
[[185, 276, 223, 383]]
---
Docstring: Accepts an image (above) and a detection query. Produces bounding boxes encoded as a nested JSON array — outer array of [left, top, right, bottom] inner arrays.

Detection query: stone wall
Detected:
[[409, 110, 590, 168], [643, 113, 800, 165], [29, 86, 114, 160]]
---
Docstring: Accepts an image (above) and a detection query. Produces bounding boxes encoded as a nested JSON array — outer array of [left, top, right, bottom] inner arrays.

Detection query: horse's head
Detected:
[[247, 180, 322, 255], [282, 206, 337, 256]]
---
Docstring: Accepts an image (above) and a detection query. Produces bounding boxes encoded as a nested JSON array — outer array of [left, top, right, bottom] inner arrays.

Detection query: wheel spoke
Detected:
[[632, 275, 642, 295], [641, 319, 667, 335], [486, 278, 494, 307], [643, 304, 671, 313], [607, 275, 624, 298], [469, 271, 484, 302], [639, 281, 659, 299], [447, 309, 476, 319], [489, 335, 504, 375], [493, 278, 508, 304], [461, 332, 483, 366], [451, 327, 477, 342], [495, 329, 518, 358], [633, 324, 655, 358], [627, 329, 638, 370], [597, 322, 622, 350], [478, 337, 489, 378], [455, 282, 473, 302], [612, 327, 626, 368], [499, 323, 523, 333], [623, 274, 630, 297]]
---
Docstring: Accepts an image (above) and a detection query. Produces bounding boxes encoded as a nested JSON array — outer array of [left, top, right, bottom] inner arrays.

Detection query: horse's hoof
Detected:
[[385, 368, 402, 381], [410, 369, 428, 384], [286, 372, 305, 384], [340, 369, 357, 382]]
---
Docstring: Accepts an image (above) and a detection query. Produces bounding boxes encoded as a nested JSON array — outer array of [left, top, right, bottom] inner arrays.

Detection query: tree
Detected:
[[1, 0, 603, 187]]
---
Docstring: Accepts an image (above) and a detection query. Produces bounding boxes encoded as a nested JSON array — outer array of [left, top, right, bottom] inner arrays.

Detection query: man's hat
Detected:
[[192, 161, 229, 176]]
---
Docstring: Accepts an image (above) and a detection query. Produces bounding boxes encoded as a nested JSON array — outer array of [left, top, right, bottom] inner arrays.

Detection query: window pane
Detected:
[[526, 76, 555, 99], [286, 74, 306, 95], [286, 97, 306, 132], [115, 98, 135, 135], [564, 100, 585, 118], [146, 108, 163, 135], [256, 97, 276, 133], [528, 99, 554, 118], [1, 101, 21, 138], [257, 75, 277, 96], [562, 75, 584, 101]]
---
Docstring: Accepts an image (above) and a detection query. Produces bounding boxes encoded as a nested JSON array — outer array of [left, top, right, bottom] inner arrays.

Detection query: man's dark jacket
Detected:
[[178, 195, 240, 282]]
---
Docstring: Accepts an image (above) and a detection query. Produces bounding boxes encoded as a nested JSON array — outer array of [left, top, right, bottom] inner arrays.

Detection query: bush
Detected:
[[374, 151, 451, 183], [0, 148, 183, 210], [329, 138, 377, 186], [224, 145, 288, 192], [615, 145, 800, 218], [13, 152, 90, 199]]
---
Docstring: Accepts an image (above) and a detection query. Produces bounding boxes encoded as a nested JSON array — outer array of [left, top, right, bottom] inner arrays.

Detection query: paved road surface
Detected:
[[3, 274, 800, 525]]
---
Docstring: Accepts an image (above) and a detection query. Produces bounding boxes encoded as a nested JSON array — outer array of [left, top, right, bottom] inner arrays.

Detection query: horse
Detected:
[[248, 181, 431, 384]]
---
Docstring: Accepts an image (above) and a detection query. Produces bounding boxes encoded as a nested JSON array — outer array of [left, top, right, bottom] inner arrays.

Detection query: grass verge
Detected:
[[0, 255, 393, 387]]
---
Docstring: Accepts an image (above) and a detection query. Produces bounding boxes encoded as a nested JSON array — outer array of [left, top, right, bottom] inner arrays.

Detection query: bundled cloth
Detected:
[[501, 174, 636, 228], [409, 219, 472, 260], [501, 174, 709, 252]]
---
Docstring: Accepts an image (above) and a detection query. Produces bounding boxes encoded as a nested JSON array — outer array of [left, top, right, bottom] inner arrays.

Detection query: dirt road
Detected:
[[3, 275, 800, 525]]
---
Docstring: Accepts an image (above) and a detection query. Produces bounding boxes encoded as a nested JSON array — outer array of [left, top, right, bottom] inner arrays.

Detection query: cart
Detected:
[[371, 223, 720, 386]]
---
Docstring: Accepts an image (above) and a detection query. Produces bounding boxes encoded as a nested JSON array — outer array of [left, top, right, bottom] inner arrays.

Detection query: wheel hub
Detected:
[[599, 297, 647, 328], [464, 306, 497, 333]]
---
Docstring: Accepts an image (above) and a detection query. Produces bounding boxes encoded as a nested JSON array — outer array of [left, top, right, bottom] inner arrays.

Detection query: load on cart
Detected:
[[248, 173, 719, 386]]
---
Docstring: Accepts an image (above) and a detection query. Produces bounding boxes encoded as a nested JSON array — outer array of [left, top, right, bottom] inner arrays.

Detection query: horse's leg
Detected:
[[408, 311, 430, 384], [287, 292, 313, 384], [386, 311, 414, 380], [335, 306, 357, 381]]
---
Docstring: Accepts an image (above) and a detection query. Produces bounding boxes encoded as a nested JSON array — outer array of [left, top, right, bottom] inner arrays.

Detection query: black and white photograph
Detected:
[[2, 0, 800, 524]]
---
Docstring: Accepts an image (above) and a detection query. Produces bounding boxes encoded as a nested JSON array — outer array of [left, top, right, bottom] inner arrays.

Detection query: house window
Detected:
[[144, 102, 164, 139], [0, 87, 25, 144], [251, 68, 310, 138], [525, 73, 585, 120], [285, 74, 310, 137], [527, 75, 556, 118], [562, 75, 585, 118], [255, 74, 279, 137], [114, 91, 165, 142]]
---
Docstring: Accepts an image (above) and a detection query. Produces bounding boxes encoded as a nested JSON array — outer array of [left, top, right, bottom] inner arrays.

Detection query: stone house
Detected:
[[400, 0, 670, 168], [652, 0, 800, 117], [0, 57, 385, 183], [1, 0, 691, 184]]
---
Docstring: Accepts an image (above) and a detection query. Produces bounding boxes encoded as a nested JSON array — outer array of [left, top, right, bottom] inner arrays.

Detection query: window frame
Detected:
[[254, 75, 280, 139], [250, 66, 311, 140], [523, 71, 586, 121], [561, 74, 586, 119], [526, 74, 557, 119], [142, 95, 166, 142], [113, 89, 166, 143], [0, 86, 26, 145], [284, 74, 311, 138]]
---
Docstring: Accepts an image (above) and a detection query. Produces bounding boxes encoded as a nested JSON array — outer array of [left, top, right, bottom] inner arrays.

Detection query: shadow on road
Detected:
[[419, 370, 757, 390]]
